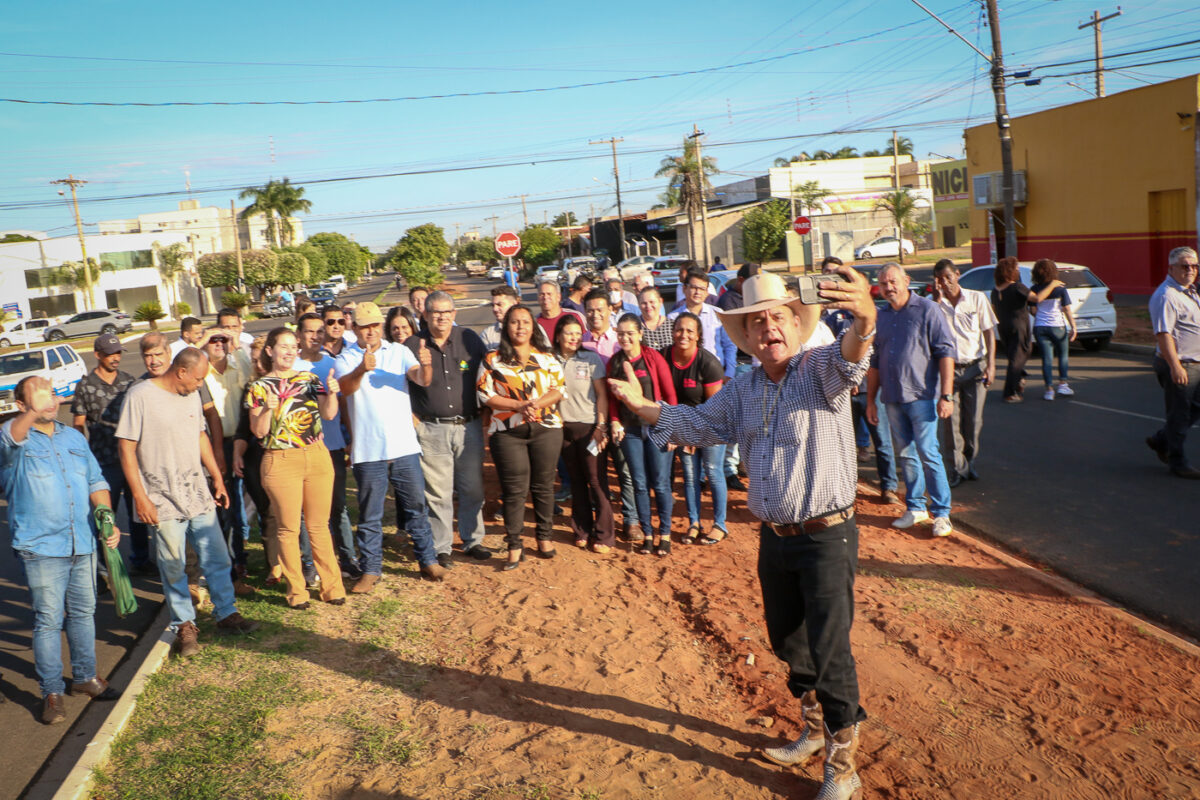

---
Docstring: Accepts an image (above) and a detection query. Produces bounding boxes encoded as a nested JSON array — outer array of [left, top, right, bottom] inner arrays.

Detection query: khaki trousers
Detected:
[[261, 444, 346, 606]]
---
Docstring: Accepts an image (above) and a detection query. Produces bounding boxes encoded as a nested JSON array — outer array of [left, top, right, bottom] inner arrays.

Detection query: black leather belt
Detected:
[[418, 415, 477, 425], [764, 508, 854, 537], [955, 358, 982, 369]]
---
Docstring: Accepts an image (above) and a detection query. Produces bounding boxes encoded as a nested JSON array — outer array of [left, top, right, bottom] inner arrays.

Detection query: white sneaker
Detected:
[[1056, 383, 1074, 396], [1043, 388, 1055, 401], [932, 517, 953, 537], [892, 510, 930, 529]]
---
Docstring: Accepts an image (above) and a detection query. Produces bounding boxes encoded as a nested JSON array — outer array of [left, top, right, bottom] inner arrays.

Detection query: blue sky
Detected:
[[2, 0, 1198, 251]]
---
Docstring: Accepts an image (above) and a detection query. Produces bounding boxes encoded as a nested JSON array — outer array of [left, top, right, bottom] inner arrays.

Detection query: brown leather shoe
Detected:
[[351, 573, 379, 594], [233, 578, 256, 597], [420, 562, 448, 582], [70, 677, 121, 701], [174, 621, 201, 657], [42, 693, 66, 725], [880, 489, 900, 505], [216, 612, 260, 635]]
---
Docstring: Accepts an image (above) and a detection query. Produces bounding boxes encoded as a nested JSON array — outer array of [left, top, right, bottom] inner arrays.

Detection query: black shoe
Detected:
[[948, 472, 964, 489], [967, 466, 980, 481], [1146, 436, 1169, 464], [303, 566, 320, 590], [1171, 465, 1200, 479], [725, 474, 746, 491], [289, 602, 311, 611], [436, 553, 455, 569], [502, 551, 524, 571], [464, 545, 493, 561], [537, 543, 556, 559]]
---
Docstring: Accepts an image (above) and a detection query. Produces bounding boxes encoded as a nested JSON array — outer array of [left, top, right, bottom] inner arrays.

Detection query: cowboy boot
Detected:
[[762, 690, 825, 766], [815, 722, 862, 800]]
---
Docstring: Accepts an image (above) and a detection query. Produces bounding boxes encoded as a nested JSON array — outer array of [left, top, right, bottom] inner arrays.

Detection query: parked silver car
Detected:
[[43, 309, 132, 341]]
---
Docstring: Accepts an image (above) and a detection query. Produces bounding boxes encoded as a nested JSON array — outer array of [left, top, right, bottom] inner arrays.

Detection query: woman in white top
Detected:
[[1028, 258, 1077, 401]]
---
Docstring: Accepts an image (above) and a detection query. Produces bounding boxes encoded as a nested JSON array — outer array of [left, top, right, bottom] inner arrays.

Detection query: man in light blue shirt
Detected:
[[334, 301, 444, 588], [1146, 246, 1200, 478], [668, 268, 738, 378], [1, 376, 123, 723], [867, 263, 956, 537]]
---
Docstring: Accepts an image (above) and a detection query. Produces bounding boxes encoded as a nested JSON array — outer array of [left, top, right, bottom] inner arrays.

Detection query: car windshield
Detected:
[[0, 352, 44, 375], [1058, 269, 1105, 289]]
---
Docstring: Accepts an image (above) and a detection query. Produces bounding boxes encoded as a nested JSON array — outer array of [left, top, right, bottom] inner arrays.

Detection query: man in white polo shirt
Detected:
[[931, 259, 997, 486], [333, 301, 445, 589]]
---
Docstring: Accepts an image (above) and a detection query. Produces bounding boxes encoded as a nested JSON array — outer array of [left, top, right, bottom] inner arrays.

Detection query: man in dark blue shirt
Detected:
[[866, 263, 956, 537]]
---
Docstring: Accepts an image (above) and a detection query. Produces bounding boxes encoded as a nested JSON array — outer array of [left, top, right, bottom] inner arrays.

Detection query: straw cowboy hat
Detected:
[[716, 271, 818, 355]]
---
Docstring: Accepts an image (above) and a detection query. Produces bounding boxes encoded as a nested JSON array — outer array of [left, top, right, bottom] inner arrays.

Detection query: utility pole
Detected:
[[520, 194, 529, 229], [985, 0, 1018, 260], [230, 200, 245, 291], [1079, 7, 1122, 98], [892, 130, 903, 248], [589, 137, 627, 260], [50, 176, 95, 308], [688, 125, 712, 268], [484, 215, 499, 239]]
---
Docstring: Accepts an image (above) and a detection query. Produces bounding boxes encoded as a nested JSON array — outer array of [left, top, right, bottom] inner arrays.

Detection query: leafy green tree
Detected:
[[153, 241, 189, 314], [53, 258, 112, 298], [459, 238, 497, 264], [221, 292, 251, 312], [274, 250, 310, 287], [742, 199, 792, 263], [517, 224, 561, 267], [239, 178, 312, 248], [551, 211, 578, 227], [0, 233, 37, 243], [198, 249, 279, 291], [875, 189, 921, 265], [306, 232, 362, 284], [773, 153, 812, 167], [656, 138, 718, 210], [386, 224, 449, 288], [790, 180, 832, 215]]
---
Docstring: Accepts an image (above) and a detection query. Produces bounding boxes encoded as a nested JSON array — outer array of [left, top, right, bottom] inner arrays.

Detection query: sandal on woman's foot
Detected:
[[592, 543, 612, 555], [699, 527, 728, 546], [638, 537, 654, 555], [682, 525, 702, 545], [575, 538, 588, 549], [655, 535, 671, 557]]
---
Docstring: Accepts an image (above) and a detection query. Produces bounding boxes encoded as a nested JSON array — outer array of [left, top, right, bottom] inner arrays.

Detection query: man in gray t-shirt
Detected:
[[117, 347, 258, 654]]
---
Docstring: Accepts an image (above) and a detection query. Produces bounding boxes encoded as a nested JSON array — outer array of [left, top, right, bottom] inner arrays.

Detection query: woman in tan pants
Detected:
[[246, 328, 346, 609]]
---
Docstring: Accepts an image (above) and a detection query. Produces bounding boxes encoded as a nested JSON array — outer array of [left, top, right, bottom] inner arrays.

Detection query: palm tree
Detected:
[[790, 180, 832, 215], [239, 178, 312, 248], [773, 152, 812, 167], [153, 241, 189, 314], [809, 149, 834, 161], [893, 136, 914, 156], [831, 146, 859, 160], [875, 188, 921, 265], [656, 139, 718, 207]]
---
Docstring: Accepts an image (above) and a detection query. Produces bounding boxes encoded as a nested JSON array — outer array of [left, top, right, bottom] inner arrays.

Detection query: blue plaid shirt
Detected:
[[1, 420, 108, 556], [650, 339, 869, 524]]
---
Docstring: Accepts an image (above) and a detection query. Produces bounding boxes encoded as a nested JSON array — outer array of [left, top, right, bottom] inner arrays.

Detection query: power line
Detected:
[[1014, 36, 1200, 73]]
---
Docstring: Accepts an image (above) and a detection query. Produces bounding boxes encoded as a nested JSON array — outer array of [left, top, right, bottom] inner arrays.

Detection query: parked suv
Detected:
[[43, 309, 132, 341], [957, 261, 1117, 350], [0, 318, 52, 348], [0, 343, 88, 419]]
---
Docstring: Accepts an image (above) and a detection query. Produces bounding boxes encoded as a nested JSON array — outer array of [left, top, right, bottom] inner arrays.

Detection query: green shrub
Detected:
[[134, 301, 166, 330], [222, 292, 251, 311], [171, 301, 192, 318]]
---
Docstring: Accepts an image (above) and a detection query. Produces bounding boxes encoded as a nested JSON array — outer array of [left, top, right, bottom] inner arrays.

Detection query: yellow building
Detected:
[[965, 75, 1198, 293]]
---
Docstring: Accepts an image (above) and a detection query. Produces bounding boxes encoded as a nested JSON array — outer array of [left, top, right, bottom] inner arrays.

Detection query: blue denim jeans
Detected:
[[680, 444, 727, 532], [620, 434, 674, 536], [18, 550, 98, 697], [886, 399, 952, 518], [153, 509, 237, 627], [353, 455, 437, 573], [869, 394, 898, 493], [605, 441, 637, 524], [1033, 325, 1070, 386]]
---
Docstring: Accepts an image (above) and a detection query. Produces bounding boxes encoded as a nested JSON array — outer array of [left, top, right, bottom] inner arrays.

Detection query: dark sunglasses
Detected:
[[209, 336, 228, 344], [325, 318, 346, 326]]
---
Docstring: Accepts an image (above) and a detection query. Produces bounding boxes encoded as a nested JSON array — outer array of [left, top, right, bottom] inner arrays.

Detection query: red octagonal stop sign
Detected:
[[495, 231, 521, 258], [792, 216, 812, 236]]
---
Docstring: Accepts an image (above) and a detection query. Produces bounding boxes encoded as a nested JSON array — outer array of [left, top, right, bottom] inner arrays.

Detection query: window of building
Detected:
[[24, 268, 60, 289], [99, 249, 153, 271]]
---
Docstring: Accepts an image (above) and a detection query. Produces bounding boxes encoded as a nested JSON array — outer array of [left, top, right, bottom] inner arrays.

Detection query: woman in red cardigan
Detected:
[[608, 313, 677, 555]]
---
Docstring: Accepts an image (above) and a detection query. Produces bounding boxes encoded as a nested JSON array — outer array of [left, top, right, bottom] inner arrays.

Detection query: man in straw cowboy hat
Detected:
[[609, 267, 876, 799]]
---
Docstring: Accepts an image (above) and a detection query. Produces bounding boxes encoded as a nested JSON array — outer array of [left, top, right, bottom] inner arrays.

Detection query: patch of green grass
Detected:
[[357, 597, 405, 631], [339, 710, 425, 766], [92, 651, 310, 799]]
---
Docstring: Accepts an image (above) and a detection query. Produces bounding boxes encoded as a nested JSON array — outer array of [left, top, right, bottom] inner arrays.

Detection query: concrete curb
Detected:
[[25, 603, 174, 800], [1108, 341, 1156, 357], [856, 480, 1200, 659]]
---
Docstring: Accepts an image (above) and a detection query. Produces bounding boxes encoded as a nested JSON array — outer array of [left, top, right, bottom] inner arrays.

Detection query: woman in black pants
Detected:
[[991, 256, 1033, 403], [552, 314, 614, 553], [477, 306, 565, 570]]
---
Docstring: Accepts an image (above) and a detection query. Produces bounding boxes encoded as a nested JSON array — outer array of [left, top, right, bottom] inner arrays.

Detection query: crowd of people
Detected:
[[6, 248, 1195, 799]]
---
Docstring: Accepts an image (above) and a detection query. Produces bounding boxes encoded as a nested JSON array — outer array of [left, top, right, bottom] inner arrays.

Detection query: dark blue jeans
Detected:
[[1034, 325, 1070, 386], [757, 518, 867, 733], [353, 455, 437, 574], [1150, 357, 1200, 469], [18, 550, 98, 697], [620, 434, 673, 537]]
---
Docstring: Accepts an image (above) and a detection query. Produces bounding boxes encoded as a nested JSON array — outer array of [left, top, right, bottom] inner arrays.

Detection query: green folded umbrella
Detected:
[[94, 505, 138, 618]]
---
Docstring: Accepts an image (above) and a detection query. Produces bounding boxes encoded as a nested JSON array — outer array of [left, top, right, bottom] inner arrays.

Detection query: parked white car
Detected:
[[613, 255, 657, 281], [854, 236, 915, 260], [325, 274, 348, 294], [957, 261, 1117, 350], [0, 343, 88, 419], [0, 318, 52, 348], [534, 264, 561, 284]]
